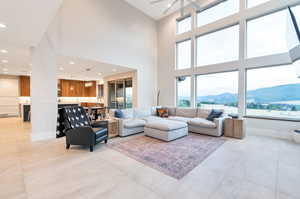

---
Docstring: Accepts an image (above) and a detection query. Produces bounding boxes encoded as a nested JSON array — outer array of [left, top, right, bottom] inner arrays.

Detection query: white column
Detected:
[[30, 34, 58, 141]]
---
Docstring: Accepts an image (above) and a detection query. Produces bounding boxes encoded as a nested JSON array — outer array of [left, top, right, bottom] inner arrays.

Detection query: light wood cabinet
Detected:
[[19, 76, 30, 96], [224, 118, 245, 139]]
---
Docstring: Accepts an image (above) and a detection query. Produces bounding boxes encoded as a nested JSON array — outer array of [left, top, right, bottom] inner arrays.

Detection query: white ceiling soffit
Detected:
[[0, 47, 133, 81], [0, 0, 62, 47], [124, 0, 222, 20]]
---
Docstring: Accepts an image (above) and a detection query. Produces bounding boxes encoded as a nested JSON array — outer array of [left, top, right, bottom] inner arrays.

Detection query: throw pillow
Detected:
[[157, 108, 169, 118], [114, 109, 124, 118], [206, 109, 223, 121]]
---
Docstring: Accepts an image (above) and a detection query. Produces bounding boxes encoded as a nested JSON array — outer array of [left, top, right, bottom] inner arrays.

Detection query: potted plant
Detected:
[[294, 130, 300, 144]]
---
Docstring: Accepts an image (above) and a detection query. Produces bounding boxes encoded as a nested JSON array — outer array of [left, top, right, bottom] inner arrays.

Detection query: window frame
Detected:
[[195, 24, 240, 67], [176, 14, 192, 35], [246, 8, 290, 59], [171, 0, 300, 122], [176, 75, 192, 107], [196, 0, 240, 28], [195, 70, 239, 113], [245, 64, 300, 121], [175, 38, 192, 70]]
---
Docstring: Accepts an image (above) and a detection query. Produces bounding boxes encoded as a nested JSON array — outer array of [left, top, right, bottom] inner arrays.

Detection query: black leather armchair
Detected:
[[62, 106, 108, 152]]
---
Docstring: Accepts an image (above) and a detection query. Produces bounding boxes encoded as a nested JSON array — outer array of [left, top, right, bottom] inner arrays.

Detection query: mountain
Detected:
[[197, 83, 300, 104], [198, 92, 237, 104]]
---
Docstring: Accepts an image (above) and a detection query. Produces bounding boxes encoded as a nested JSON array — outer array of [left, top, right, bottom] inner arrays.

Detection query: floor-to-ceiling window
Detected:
[[176, 76, 191, 107], [196, 71, 239, 113], [196, 25, 239, 66], [176, 39, 192, 70], [246, 62, 300, 119], [197, 0, 239, 27], [173, 0, 300, 121], [177, 15, 192, 34], [247, 10, 289, 58]]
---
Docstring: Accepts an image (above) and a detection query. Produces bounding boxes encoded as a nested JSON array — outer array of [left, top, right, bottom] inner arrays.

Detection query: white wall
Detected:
[[0, 75, 19, 116], [48, 0, 158, 108], [156, 0, 300, 139]]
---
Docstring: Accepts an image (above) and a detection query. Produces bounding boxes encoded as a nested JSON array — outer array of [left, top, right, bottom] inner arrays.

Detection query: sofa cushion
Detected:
[[176, 108, 197, 118], [197, 108, 211, 118], [134, 108, 151, 118], [206, 109, 223, 121], [143, 116, 164, 123], [122, 109, 134, 119], [124, 119, 146, 128], [166, 107, 176, 116], [145, 120, 187, 131], [188, 118, 217, 129], [168, 116, 192, 123]]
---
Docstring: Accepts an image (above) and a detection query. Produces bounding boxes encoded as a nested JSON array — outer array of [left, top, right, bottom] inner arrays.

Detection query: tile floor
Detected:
[[0, 118, 300, 199]]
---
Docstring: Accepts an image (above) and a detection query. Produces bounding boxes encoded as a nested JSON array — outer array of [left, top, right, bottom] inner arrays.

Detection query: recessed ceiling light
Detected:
[[1, 60, 8, 63], [0, 23, 7, 29], [0, 49, 7, 53], [167, 3, 172, 8], [112, 69, 117, 72], [69, 61, 75, 65], [98, 73, 102, 76], [59, 67, 64, 71], [2, 68, 8, 71]]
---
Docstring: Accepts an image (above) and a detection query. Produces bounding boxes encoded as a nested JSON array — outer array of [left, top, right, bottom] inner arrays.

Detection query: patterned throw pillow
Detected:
[[157, 108, 169, 118]]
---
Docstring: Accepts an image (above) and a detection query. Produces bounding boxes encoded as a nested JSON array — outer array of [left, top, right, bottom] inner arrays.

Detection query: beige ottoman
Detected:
[[144, 119, 188, 141]]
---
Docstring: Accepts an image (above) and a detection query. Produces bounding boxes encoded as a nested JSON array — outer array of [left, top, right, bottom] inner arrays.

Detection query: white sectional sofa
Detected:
[[110, 107, 226, 137]]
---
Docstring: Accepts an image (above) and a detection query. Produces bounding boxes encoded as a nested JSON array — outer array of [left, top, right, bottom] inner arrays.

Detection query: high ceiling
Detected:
[[0, 0, 134, 81], [0, 45, 133, 80], [0, 0, 62, 47]]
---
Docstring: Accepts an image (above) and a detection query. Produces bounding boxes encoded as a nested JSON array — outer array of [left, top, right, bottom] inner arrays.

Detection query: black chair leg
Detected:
[[66, 144, 70, 149], [105, 139, 108, 144], [90, 145, 94, 152]]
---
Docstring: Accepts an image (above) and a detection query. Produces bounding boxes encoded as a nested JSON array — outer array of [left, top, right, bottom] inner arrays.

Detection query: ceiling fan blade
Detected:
[[163, 0, 179, 14], [150, 0, 167, 4]]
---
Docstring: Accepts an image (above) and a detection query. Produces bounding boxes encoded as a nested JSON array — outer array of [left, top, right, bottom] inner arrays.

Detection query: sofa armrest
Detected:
[[91, 120, 108, 128], [214, 117, 226, 136], [65, 127, 95, 145]]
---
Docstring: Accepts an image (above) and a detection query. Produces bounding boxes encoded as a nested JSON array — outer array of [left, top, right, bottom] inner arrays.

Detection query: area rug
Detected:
[[108, 134, 226, 179]]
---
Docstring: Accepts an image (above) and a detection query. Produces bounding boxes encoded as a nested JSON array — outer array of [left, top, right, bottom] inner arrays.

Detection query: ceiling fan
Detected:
[[150, 0, 227, 17]]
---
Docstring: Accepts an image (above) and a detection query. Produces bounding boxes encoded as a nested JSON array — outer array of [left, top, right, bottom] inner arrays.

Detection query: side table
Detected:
[[224, 118, 245, 139], [107, 119, 119, 138]]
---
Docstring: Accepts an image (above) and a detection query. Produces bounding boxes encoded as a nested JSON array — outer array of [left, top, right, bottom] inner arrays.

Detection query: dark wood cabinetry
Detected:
[[20, 76, 30, 96]]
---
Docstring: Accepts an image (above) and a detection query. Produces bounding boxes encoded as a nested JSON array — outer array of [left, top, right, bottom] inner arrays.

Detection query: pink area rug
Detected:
[[108, 134, 226, 179]]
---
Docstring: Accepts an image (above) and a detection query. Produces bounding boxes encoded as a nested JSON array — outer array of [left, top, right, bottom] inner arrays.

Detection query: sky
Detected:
[[177, 1, 300, 97]]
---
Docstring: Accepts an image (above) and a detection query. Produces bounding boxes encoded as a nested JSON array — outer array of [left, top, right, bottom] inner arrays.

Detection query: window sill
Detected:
[[244, 115, 300, 122]]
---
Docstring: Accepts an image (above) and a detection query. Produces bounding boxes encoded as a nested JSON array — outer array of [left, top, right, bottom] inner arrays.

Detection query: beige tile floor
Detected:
[[1, 118, 300, 199]]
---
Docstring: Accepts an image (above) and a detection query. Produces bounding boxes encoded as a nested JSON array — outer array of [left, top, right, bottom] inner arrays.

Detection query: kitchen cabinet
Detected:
[[20, 76, 30, 96]]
